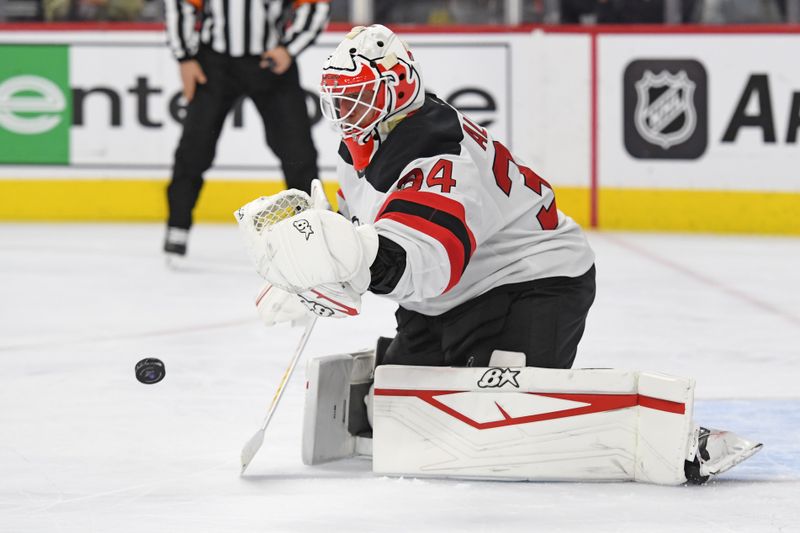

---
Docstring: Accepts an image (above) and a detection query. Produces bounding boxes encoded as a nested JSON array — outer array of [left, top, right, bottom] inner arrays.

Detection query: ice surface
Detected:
[[1, 224, 798, 532]]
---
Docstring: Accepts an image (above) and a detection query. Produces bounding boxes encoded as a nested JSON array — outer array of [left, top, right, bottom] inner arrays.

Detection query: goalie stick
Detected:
[[235, 189, 319, 474], [240, 316, 317, 474]]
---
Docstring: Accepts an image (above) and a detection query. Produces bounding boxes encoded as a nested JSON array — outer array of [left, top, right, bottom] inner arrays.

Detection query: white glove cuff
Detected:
[[349, 224, 380, 293]]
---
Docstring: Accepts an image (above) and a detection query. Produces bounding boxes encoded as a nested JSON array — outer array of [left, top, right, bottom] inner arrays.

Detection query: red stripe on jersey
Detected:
[[377, 189, 476, 251], [377, 190, 476, 293], [378, 212, 465, 292]]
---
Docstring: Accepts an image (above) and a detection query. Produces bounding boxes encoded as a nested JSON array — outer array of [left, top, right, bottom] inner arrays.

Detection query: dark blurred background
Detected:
[[1, 0, 797, 25]]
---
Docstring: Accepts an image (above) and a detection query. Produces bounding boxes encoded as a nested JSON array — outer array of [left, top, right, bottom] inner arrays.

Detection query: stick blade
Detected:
[[240, 428, 266, 475]]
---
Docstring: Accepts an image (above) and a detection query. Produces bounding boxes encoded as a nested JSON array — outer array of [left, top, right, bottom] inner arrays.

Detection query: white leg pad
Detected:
[[372, 365, 695, 485], [302, 350, 374, 465]]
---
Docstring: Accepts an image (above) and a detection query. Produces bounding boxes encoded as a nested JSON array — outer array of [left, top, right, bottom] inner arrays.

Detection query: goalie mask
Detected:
[[320, 25, 424, 170]]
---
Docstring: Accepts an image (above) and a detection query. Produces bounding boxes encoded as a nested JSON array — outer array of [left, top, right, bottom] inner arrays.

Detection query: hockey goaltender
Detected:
[[234, 24, 761, 485]]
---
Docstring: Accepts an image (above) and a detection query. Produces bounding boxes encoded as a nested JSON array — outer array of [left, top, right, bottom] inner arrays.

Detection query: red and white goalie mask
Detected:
[[320, 25, 424, 170]]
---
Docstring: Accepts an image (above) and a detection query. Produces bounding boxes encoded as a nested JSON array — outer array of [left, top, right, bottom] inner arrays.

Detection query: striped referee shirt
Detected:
[[164, 0, 330, 60]]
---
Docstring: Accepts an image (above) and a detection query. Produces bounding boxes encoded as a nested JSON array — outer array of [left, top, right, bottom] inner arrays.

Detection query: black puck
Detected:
[[135, 358, 165, 384]]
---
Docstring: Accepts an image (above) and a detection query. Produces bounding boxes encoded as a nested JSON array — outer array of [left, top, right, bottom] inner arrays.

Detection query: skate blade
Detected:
[[165, 253, 187, 270], [704, 442, 763, 477]]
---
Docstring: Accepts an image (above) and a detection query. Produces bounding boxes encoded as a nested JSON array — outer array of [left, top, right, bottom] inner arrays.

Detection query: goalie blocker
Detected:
[[303, 350, 762, 485]]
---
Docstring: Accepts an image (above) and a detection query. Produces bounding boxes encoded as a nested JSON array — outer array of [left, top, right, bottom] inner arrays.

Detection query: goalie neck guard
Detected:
[[320, 25, 425, 171]]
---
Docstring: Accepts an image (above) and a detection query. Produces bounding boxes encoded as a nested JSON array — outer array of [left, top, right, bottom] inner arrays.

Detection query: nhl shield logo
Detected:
[[624, 59, 707, 159], [634, 70, 696, 149]]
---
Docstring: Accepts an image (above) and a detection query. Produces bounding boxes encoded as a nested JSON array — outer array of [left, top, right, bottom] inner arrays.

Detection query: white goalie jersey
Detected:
[[335, 94, 595, 316]]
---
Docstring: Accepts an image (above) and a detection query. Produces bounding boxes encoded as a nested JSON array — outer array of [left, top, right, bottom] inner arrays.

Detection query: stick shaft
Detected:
[[259, 317, 317, 431], [240, 317, 317, 474]]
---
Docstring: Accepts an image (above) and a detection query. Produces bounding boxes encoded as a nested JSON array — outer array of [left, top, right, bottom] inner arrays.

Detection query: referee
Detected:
[[163, 0, 329, 257]]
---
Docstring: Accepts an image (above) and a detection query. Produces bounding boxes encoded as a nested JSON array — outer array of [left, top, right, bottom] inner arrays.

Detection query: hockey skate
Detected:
[[164, 227, 189, 265], [684, 427, 763, 484]]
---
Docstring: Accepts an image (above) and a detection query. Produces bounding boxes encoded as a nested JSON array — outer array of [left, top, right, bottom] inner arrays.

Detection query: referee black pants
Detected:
[[167, 46, 318, 230], [379, 265, 596, 369]]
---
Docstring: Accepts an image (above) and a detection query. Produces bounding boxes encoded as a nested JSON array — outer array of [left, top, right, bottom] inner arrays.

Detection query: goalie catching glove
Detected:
[[259, 209, 379, 295], [236, 190, 378, 321]]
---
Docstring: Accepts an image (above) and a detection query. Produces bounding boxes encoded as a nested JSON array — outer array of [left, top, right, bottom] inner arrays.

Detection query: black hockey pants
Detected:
[[167, 46, 318, 230], [379, 265, 596, 369]]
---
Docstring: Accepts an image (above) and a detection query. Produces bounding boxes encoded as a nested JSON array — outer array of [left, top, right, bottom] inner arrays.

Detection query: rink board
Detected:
[[2, 178, 798, 234], [1, 26, 799, 233]]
